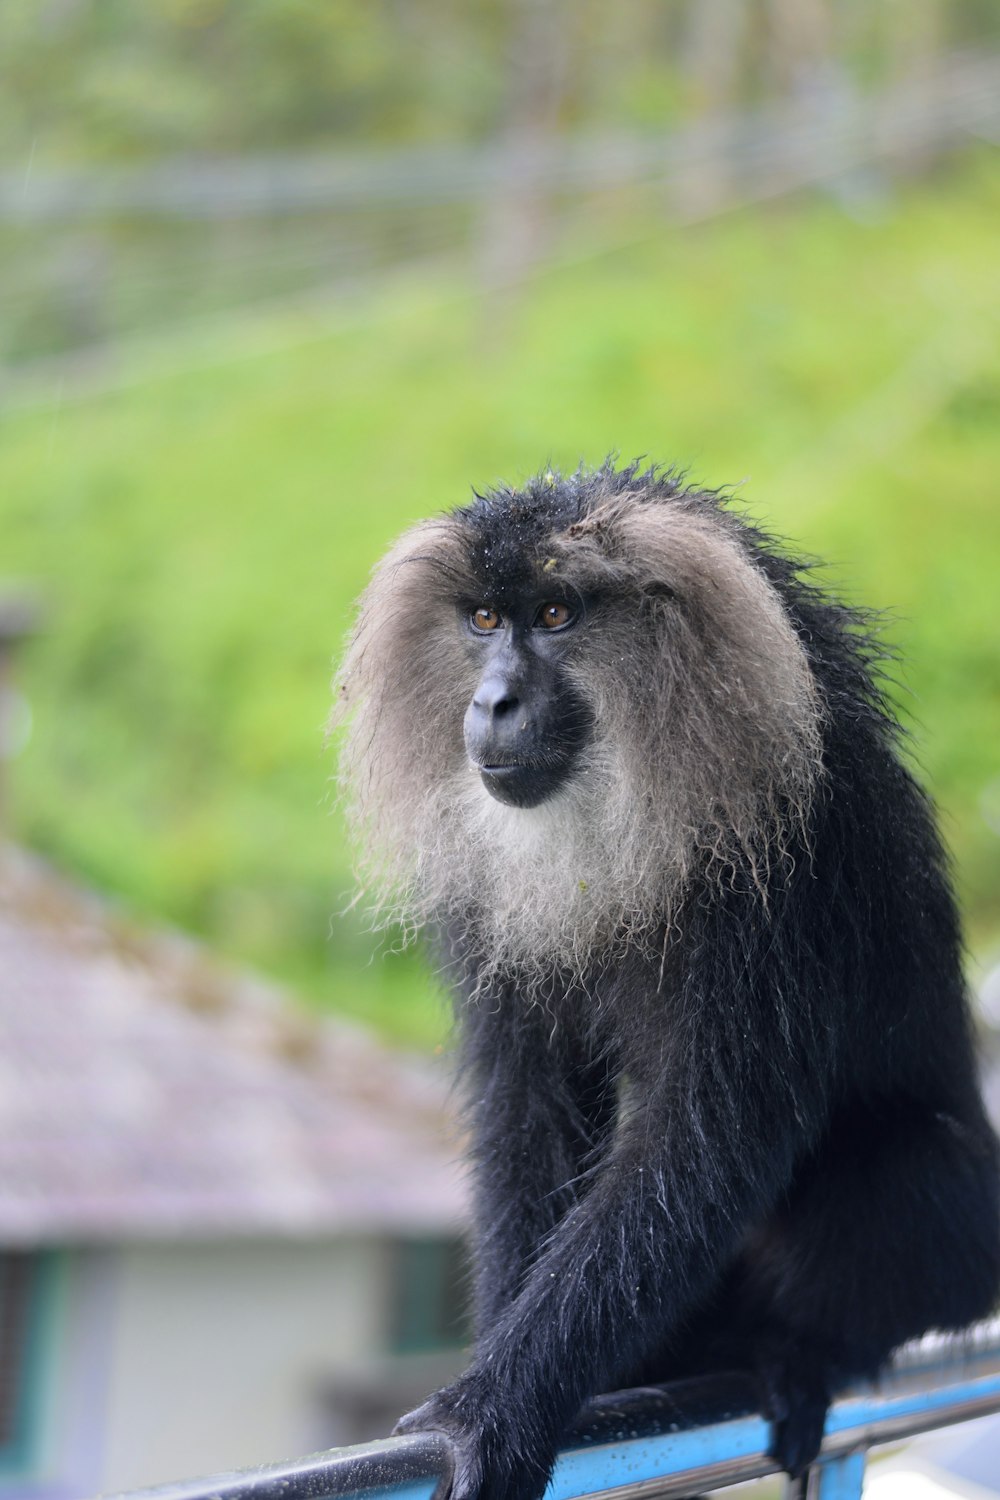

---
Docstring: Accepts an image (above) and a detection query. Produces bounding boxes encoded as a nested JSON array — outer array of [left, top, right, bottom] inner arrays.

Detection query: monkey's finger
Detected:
[[768, 1394, 829, 1480]]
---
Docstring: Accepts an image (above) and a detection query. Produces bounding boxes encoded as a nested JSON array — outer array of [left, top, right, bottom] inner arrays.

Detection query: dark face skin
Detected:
[[461, 593, 592, 808]]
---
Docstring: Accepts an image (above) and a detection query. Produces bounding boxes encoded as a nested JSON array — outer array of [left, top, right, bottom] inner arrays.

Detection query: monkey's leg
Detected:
[[737, 1102, 1000, 1477], [394, 1038, 812, 1500]]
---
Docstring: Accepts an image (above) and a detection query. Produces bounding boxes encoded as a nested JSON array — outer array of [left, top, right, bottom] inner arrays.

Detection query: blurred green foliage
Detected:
[[2, 155, 999, 1045], [4, 0, 1000, 164]]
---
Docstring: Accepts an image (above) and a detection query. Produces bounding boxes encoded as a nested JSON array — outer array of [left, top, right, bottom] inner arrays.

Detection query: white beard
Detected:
[[403, 747, 689, 990]]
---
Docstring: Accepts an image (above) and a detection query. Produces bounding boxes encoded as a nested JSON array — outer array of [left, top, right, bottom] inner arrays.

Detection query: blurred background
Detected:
[[1, 2, 1000, 1496]]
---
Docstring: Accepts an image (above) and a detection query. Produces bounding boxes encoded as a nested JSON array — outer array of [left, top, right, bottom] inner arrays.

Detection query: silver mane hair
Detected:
[[332, 473, 823, 988]]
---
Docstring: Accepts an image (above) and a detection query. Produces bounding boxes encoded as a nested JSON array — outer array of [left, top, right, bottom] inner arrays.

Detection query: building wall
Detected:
[[100, 1236, 391, 1493]]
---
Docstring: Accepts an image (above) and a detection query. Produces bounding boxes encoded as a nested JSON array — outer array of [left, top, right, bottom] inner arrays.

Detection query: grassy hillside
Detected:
[[2, 153, 999, 1044]]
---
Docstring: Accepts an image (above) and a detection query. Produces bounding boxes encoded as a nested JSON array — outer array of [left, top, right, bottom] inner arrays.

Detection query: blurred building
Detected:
[[0, 843, 467, 1499]]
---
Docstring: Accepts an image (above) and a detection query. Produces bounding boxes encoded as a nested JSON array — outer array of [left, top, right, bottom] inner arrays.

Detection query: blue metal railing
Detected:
[[102, 1321, 1000, 1500]]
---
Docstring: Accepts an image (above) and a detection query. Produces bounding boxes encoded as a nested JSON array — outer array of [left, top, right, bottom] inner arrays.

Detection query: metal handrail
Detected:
[[101, 1321, 1000, 1500]]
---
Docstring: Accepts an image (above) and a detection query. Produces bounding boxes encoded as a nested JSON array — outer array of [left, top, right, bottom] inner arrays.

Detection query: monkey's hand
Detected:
[[754, 1335, 832, 1480], [393, 1371, 557, 1500]]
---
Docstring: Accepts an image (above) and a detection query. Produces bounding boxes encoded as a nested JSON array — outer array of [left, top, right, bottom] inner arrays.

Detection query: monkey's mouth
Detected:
[[474, 755, 556, 778], [473, 757, 572, 809]]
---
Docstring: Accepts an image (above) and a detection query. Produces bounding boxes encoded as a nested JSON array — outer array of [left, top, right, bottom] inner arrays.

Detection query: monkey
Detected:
[[332, 461, 1000, 1499]]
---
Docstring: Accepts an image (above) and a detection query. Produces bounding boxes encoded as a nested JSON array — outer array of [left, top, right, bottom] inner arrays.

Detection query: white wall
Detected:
[[100, 1236, 390, 1493]]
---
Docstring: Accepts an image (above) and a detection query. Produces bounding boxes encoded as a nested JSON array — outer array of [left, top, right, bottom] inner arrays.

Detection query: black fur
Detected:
[[390, 465, 1000, 1497]]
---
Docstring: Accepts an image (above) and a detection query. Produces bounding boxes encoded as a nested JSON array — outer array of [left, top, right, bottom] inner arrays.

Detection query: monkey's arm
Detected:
[[460, 991, 617, 1337], [400, 923, 833, 1500]]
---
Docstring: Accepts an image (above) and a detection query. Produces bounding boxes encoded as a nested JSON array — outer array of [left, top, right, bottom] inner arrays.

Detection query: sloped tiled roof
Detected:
[[0, 845, 466, 1244]]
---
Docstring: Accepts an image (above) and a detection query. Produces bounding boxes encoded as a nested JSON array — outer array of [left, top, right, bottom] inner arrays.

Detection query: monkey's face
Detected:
[[335, 466, 823, 975], [461, 596, 593, 808]]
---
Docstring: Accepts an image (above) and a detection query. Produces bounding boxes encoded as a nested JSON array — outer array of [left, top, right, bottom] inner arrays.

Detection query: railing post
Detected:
[[787, 1448, 866, 1500]]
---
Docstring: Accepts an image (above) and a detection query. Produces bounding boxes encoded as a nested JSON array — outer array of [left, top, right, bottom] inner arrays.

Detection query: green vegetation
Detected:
[[7, 0, 996, 165], [2, 155, 999, 1045]]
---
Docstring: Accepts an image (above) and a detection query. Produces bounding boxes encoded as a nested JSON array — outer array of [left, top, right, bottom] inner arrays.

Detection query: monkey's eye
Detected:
[[535, 602, 575, 631], [470, 607, 502, 632]]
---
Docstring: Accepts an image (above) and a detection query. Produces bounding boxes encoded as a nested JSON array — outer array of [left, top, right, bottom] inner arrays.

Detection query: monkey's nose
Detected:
[[472, 676, 520, 719]]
